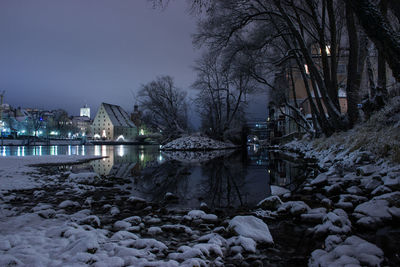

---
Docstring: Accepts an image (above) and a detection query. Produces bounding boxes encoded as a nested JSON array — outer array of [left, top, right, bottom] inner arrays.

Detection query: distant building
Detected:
[[80, 104, 90, 118], [71, 116, 91, 136], [91, 103, 137, 141]]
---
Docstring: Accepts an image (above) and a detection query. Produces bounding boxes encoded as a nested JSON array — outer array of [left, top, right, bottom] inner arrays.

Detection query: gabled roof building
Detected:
[[92, 103, 137, 141]]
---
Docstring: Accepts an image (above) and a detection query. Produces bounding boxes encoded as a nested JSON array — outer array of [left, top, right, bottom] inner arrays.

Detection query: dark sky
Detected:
[[0, 0, 268, 123]]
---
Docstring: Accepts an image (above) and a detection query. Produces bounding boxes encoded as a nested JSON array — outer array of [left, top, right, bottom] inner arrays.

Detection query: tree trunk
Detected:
[[346, 0, 400, 82], [346, 3, 361, 126], [377, 0, 388, 96]]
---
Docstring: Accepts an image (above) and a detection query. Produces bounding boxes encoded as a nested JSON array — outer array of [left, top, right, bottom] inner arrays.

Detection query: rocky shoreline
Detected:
[[279, 139, 400, 266], [1, 144, 399, 266]]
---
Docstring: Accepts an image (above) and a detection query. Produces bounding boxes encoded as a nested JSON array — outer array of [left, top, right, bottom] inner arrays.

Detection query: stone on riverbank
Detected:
[[228, 216, 273, 244], [257, 196, 282, 211], [309, 235, 384, 267]]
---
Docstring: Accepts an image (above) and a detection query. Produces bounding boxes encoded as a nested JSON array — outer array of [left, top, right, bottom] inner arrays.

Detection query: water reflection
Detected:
[[0, 144, 314, 208]]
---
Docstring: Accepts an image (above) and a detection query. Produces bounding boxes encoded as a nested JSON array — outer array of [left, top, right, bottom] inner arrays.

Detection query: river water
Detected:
[[1, 144, 312, 209]]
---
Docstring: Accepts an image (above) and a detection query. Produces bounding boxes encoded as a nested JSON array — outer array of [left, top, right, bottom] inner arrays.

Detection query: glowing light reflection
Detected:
[[94, 145, 101, 156], [117, 145, 124, 157]]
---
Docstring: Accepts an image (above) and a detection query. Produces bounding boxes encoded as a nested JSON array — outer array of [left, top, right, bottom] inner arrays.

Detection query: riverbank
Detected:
[[271, 99, 400, 266], [0, 132, 398, 265], [0, 156, 290, 266]]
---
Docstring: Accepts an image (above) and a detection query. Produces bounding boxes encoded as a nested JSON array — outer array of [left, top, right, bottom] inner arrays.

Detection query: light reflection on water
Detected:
[[0, 144, 312, 208]]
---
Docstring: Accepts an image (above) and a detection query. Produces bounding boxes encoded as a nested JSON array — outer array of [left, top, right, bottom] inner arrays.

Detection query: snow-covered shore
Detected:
[[0, 156, 276, 266], [0, 155, 103, 192], [271, 132, 400, 266]]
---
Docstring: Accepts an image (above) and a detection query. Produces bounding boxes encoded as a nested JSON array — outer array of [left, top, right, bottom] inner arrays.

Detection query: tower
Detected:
[[80, 104, 90, 118]]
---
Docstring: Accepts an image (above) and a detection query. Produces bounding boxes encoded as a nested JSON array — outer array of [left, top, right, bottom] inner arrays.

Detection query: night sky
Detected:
[[0, 0, 268, 125]]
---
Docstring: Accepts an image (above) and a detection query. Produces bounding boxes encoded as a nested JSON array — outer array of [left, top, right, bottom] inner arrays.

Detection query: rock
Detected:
[[373, 191, 400, 206], [360, 176, 383, 192], [371, 185, 392, 196], [346, 186, 363, 195], [37, 209, 56, 219], [110, 206, 120, 216], [301, 208, 326, 224], [123, 216, 142, 225], [228, 236, 257, 253], [68, 172, 100, 184], [321, 198, 333, 209], [357, 165, 380, 176], [79, 215, 101, 228], [113, 220, 131, 231], [127, 196, 147, 204], [324, 183, 342, 196], [310, 173, 328, 186], [187, 210, 218, 222], [270, 185, 290, 197], [309, 235, 384, 267], [228, 216, 273, 244], [353, 199, 393, 228], [161, 224, 193, 234], [58, 200, 80, 209], [148, 226, 163, 235], [313, 209, 351, 236], [382, 175, 400, 190], [277, 201, 310, 216], [257, 196, 282, 211]]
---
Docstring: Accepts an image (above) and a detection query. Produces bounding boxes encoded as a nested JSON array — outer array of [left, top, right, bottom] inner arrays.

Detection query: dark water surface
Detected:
[[1, 144, 314, 209]]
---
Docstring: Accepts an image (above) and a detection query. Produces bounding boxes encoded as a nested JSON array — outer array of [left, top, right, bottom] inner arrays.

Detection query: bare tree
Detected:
[[138, 76, 188, 140], [193, 51, 256, 140]]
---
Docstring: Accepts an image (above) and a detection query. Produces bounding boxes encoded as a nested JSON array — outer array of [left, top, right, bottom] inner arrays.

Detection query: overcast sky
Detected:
[[0, 0, 268, 124]]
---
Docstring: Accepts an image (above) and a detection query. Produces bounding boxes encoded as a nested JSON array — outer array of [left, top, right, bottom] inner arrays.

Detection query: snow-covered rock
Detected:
[[310, 173, 329, 186], [186, 210, 218, 222], [58, 200, 80, 209], [162, 136, 237, 151], [309, 235, 384, 267], [313, 209, 351, 236], [68, 172, 100, 184], [228, 215, 273, 244], [353, 199, 394, 228], [357, 165, 381, 176], [270, 185, 291, 197], [277, 201, 310, 216], [257, 195, 283, 211]]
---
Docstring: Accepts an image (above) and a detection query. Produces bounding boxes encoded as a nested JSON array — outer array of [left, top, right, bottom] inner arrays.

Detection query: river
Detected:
[[1, 144, 312, 209]]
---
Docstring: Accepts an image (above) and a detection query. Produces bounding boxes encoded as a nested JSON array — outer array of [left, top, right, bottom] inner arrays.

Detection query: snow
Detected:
[[257, 195, 283, 210], [0, 155, 102, 192], [228, 215, 273, 244], [309, 235, 384, 267], [187, 210, 218, 222], [313, 209, 351, 236], [162, 136, 237, 151], [270, 185, 290, 197]]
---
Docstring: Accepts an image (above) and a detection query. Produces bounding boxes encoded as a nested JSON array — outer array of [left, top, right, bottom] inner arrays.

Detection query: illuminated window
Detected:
[[304, 64, 310, 75], [320, 45, 331, 56]]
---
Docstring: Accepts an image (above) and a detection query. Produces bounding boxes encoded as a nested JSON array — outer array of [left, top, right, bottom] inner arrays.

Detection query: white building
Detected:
[[91, 103, 137, 141], [80, 104, 90, 118]]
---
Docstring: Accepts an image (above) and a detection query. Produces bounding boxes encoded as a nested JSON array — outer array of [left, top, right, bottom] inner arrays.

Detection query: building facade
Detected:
[[91, 103, 137, 141]]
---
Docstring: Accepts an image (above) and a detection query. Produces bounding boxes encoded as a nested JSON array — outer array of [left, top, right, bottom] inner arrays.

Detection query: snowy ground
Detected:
[[0, 156, 280, 266], [278, 133, 400, 265], [2, 130, 399, 266]]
